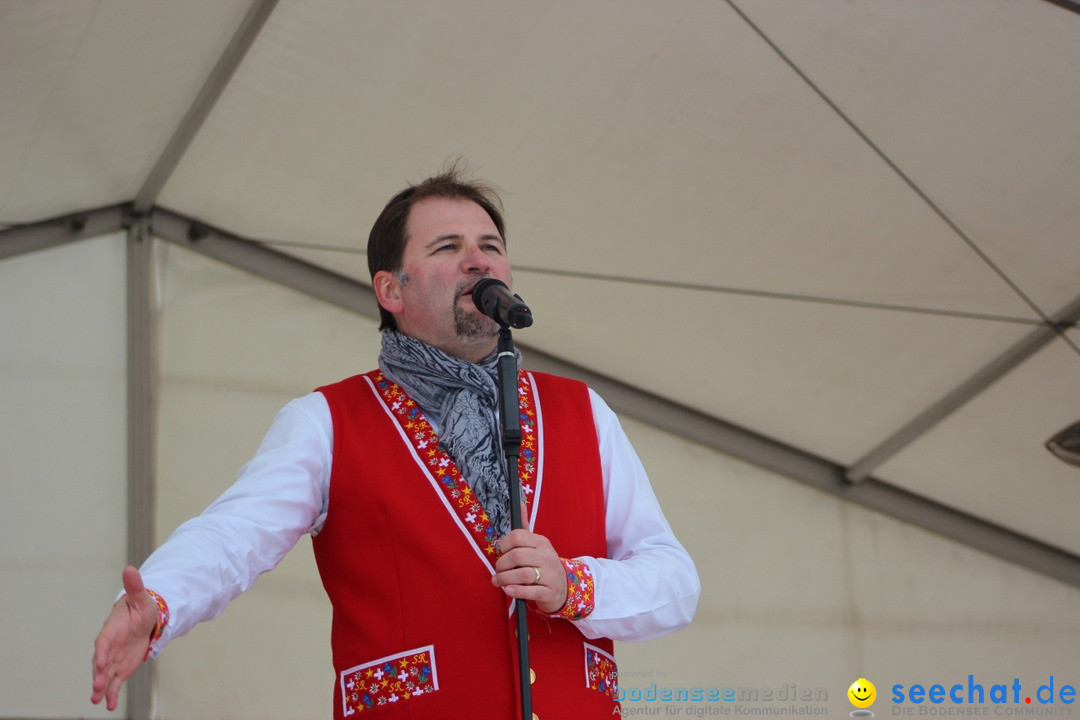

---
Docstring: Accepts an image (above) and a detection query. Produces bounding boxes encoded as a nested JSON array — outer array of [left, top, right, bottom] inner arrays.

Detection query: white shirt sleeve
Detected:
[[140, 392, 333, 655], [571, 389, 701, 642]]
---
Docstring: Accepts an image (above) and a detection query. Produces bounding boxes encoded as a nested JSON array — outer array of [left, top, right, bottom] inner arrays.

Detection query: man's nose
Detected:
[[460, 243, 490, 274]]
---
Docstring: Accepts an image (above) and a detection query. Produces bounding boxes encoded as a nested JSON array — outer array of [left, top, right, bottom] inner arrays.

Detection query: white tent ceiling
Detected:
[[3, 0, 1080, 587]]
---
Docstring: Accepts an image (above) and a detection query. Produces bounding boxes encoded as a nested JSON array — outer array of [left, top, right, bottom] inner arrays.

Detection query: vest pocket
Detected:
[[584, 642, 619, 701], [339, 644, 439, 715]]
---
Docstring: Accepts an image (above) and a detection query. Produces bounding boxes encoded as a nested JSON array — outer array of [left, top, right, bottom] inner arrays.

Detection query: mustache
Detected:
[[457, 274, 494, 297]]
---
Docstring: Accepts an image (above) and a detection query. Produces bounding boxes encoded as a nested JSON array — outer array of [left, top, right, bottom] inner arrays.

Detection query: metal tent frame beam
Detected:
[[153, 208, 379, 318], [5, 205, 1076, 589], [133, 0, 279, 213], [845, 293, 1080, 483], [0, 205, 125, 261], [144, 206, 1080, 590]]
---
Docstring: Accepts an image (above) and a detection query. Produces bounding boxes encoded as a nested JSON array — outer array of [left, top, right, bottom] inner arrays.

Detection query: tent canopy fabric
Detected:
[[3, 0, 1080, 586]]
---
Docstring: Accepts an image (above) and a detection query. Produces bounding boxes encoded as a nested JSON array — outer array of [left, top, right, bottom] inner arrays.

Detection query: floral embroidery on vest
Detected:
[[584, 643, 619, 702], [371, 371, 538, 559], [340, 645, 438, 715]]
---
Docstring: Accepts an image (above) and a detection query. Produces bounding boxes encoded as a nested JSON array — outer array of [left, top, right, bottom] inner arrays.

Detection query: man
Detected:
[[92, 170, 700, 718]]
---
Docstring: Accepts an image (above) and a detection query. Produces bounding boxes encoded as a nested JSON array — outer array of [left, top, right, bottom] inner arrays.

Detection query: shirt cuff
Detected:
[[541, 557, 595, 621], [145, 589, 170, 646], [120, 588, 170, 660]]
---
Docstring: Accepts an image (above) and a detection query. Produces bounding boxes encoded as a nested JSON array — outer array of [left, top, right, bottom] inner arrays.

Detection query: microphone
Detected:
[[472, 278, 533, 329]]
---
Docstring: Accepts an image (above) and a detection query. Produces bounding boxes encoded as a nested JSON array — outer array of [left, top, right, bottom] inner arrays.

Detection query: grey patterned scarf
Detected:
[[378, 330, 519, 537]]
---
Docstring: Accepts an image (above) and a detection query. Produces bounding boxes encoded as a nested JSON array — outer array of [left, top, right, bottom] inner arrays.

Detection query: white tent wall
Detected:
[[0, 234, 128, 719], [152, 241, 369, 718], [0, 238, 1059, 719]]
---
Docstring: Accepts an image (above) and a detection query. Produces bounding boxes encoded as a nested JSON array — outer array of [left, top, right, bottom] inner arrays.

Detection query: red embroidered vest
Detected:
[[312, 369, 619, 719]]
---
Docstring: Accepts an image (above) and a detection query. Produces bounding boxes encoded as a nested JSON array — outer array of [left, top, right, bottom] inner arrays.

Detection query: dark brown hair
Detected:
[[367, 167, 507, 331]]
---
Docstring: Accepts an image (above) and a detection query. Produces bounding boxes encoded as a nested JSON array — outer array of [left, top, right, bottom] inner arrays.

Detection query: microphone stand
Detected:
[[494, 325, 532, 720]]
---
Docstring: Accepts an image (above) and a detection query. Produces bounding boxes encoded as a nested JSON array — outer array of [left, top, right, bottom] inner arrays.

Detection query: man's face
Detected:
[[374, 196, 513, 362]]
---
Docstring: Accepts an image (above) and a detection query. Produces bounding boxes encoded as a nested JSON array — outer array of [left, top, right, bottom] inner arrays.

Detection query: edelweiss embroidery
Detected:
[[371, 371, 539, 559], [340, 645, 438, 715]]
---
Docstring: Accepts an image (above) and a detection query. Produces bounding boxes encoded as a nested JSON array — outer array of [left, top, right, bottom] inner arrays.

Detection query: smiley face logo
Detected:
[[848, 678, 877, 709]]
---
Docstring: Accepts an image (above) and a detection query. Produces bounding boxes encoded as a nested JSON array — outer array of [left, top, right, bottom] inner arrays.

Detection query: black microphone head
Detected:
[[471, 277, 505, 305], [472, 278, 533, 329], [471, 278, 506, 316]]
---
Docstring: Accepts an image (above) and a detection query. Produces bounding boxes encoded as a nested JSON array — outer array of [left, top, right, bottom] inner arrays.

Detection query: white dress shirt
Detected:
[[140, 385, 700, 657]]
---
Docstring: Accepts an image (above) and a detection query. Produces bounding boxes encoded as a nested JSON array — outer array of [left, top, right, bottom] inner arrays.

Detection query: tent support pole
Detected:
[[125, 211, 157, 720]]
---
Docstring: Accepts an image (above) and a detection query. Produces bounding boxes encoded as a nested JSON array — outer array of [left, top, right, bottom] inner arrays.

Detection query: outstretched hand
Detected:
[[91, 566, 158, 711]]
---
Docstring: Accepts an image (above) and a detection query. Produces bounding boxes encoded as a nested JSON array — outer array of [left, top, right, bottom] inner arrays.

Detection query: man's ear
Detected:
[[373, 270, 404, 314]]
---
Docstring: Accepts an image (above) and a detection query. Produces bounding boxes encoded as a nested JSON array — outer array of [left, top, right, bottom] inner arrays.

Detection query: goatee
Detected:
[[454, 277, 500, 342], [454, 303, 499, 342]]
